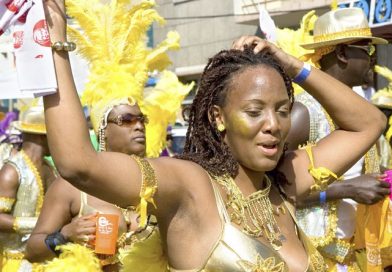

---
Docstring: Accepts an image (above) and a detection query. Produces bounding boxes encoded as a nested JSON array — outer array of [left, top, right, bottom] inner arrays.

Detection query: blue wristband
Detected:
[[293, 63, 311, 84], [319, 191, 327, 204]]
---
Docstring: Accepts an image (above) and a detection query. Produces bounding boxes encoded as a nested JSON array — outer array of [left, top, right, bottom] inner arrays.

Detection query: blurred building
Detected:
[[154, 0, 392, 90], [154, 0, 258, 82], [235, 0, 392, 88]]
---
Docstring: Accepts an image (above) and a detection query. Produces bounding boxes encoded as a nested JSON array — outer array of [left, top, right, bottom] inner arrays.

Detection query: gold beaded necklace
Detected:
[[214, 174, 286, 250]]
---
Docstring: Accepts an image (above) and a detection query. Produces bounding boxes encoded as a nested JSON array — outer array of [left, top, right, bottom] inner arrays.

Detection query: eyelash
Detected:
[[246, 107, 290, 117]]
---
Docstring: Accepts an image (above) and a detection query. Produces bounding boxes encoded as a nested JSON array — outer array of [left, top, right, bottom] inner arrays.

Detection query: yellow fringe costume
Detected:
[[353, 65, 392, 272], [41, 0, 192, 271]]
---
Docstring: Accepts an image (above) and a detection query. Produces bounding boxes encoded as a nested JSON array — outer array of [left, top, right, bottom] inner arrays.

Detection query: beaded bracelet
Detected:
[[293, 62, 311, 84], [51, 41, 76, 52]]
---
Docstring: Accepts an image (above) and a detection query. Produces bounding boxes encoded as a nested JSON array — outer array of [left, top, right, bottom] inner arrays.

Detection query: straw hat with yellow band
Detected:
[[13, 99, 46, 135], [66, 0, 193, 156], [300, 7, 388, 67]]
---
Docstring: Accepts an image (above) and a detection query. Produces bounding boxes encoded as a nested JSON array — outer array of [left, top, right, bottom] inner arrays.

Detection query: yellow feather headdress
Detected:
[[66, 0, 193, 157], [372, 65, 392, 109]]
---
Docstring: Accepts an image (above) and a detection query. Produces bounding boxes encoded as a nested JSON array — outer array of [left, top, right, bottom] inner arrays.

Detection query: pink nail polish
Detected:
[[383, 170, 392, 199]]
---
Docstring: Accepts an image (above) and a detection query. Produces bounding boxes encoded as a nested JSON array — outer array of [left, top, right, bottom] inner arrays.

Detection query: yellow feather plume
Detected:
[[330, 0, 338, 10], [372, 65, 392, 102], [375, 65, 392, 83], [43, 244, 101, 272], [372, 65, 392, 143], [143, 71, 194, 157], [276, 10, 317, 95], [66, 0, 192, 149], [147, 31, 180, 71]]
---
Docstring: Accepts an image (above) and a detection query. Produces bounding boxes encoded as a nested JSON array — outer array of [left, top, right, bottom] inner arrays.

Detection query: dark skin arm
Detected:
[[287, 98, 390, 206], [25, 178, 95, 263], [0, 164, 20, 232], [296, 174, 391, 207]]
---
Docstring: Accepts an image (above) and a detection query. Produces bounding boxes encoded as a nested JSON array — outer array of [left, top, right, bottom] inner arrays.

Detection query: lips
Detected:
[[257, 139, 280, 157], [132, 135, 146, 144]]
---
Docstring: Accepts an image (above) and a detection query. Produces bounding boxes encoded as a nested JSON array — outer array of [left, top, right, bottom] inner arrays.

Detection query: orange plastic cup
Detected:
[[94, 214, 119, 255]]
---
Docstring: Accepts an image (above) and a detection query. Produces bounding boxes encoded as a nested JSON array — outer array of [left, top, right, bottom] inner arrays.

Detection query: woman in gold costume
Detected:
[[42, 0, 387, 271]]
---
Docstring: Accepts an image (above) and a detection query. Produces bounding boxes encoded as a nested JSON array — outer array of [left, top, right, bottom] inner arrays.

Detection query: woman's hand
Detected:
[[43, 0, 67, 42], [60, 214, 97, 248], [232, 35, 303, 78]]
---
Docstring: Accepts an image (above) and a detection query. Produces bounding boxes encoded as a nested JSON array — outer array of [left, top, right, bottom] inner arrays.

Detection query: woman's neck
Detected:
[[235, 166, 266, 192]]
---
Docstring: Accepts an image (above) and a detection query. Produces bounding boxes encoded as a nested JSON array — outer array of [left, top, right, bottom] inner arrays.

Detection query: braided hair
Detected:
[[178, 46, 294, 181]]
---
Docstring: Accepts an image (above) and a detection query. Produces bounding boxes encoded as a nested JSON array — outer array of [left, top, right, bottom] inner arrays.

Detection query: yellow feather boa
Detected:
[[42, 244, 101, 272]]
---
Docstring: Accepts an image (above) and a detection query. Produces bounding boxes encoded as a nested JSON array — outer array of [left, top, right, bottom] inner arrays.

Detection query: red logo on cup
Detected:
[[33, 20, 51, 47], [13, 31, 24, 49]]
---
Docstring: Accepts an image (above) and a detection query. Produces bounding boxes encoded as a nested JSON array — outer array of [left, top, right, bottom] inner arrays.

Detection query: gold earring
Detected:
[[217, 124, 225, 132]]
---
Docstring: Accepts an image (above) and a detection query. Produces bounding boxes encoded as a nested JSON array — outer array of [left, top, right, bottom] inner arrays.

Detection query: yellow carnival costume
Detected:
[[353, 65, 392, 272], [0, 105, 48, 272], [41, 0, 192, 271]]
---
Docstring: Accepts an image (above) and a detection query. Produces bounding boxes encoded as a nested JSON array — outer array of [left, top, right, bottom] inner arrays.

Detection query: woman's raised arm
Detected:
[[233, 36, 386, 196], [43, 0, 147, 207]]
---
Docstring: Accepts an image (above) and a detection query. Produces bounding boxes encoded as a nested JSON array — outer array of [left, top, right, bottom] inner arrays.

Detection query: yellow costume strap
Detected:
[[0, 196, 15, 212], [12, 216, 37, 234], [131, 155, 158, 228], [304, 145, 339, 193]]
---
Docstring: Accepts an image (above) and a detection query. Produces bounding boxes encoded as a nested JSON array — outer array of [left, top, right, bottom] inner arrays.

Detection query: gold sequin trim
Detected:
[[237, 255, 286, 272], [20, 150, 44, 216], [0, 196, 15, 212], [313, 28, 372, 43], [12, 217, 37, 234], [131, 155, 157, 228], [364, 144, 380, 174], [310, 252, 328, 271]]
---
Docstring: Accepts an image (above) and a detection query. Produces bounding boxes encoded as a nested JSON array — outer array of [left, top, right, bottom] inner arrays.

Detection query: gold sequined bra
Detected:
[[169, 176, 326, 272]]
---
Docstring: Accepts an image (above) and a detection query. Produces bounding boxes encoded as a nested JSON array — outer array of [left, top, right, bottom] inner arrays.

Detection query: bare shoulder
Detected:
[[0, 163, 19, 190], [45, 177, 79, 202]]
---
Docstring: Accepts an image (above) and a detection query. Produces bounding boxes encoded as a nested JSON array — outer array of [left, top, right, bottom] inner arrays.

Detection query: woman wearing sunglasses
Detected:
[[25, 101, 152, 272], [24, 1, 191, 271]]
